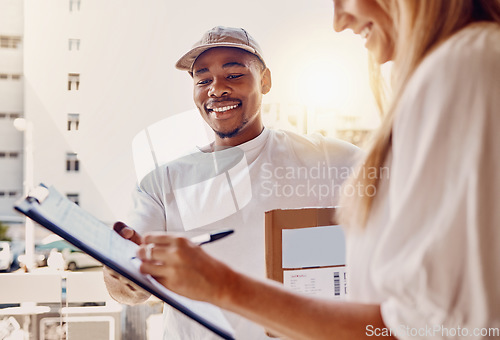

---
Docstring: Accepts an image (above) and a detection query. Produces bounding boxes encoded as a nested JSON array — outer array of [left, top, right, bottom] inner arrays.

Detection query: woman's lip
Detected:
[[360, 24, 374, 50], [359, 23, 373, 39]]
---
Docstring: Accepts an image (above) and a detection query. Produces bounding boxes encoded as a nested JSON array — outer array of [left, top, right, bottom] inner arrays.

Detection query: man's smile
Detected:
[[206, 100, 242, 118], [211, 104, 239, 113]]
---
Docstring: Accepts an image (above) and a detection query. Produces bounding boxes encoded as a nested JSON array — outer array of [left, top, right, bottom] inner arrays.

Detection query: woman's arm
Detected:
[[137, 233, 392, 340]]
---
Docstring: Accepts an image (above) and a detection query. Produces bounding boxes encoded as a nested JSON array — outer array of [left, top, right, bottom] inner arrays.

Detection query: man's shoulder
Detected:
[[268, 128, 359, 155]]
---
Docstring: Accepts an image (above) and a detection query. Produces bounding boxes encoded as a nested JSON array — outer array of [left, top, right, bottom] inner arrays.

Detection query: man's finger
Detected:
[[113, 221, 142, 245]]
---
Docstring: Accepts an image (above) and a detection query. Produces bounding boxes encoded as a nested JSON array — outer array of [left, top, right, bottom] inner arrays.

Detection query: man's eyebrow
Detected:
[[193, 62, 247, 77], [222, 62, 246, 69], [193, 68, 209, 77]]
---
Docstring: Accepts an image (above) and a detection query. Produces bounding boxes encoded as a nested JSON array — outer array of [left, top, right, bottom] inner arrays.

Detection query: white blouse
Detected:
[[346, 23, 500, 339]]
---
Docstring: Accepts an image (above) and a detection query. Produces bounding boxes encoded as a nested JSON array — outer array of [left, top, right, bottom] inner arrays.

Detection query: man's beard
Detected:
[[214, 119, 248, 139]]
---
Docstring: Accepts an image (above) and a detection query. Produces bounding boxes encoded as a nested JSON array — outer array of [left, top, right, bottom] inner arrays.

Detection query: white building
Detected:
[[22, 0, 158, 228], [0, 0, 24, 228]]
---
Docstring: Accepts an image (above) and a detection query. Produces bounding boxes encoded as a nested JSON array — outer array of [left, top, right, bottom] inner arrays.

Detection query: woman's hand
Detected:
[[136, 232, 235, 305]]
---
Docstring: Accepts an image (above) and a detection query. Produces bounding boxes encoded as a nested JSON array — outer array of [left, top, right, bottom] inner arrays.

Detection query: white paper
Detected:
[[282, 225, 345, 269], [283, 267, 347, 299]]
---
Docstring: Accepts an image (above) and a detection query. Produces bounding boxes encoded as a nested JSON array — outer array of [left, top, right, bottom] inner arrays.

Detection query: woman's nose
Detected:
[[333, 0, 350, 33]]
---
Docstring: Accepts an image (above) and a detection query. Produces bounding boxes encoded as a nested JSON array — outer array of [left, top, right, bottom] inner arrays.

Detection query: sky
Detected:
[[123, 0, 379, 128]]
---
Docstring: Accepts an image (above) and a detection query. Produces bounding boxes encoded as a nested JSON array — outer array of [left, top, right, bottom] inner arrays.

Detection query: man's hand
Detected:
[[113, 221, 142, 245], [103, 221, 151, 305]]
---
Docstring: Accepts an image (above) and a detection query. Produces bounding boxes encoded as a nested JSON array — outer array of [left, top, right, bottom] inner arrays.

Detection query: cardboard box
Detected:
[[265, 207, 347, 299]]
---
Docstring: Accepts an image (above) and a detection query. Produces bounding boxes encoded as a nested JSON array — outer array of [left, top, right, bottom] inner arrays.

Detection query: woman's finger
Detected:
[[136, 242, 176, 263], [142, 232, 182, 245]]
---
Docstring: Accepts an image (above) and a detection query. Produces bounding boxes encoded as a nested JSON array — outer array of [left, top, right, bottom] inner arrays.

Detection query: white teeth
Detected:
[[360, 26, 371, 39], [211, 104, 239, 113]]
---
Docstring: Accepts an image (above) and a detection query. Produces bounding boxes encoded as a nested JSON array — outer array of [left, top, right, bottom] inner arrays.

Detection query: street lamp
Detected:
[[13, 117, 35, 272]]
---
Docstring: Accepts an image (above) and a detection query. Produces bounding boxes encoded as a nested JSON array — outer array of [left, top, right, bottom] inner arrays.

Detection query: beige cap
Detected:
[[175, 26, 266, 72]]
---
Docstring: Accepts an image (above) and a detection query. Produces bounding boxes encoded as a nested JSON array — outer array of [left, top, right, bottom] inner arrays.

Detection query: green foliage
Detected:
[[0, 221, 12, 242]]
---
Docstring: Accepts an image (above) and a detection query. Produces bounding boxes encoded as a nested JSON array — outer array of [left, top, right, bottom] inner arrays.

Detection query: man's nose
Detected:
[[208, 78, 230, 97]]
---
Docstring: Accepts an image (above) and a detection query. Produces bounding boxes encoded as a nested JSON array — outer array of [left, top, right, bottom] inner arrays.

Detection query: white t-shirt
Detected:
[[128, 128, 359, 339], [346, 23, 500, 339]]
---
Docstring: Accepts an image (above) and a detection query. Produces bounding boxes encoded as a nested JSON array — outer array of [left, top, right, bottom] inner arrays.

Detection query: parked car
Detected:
[[38, 237, 101, 270], [0, 241, 14, 271], [61, 248, 102, 271], [17, 237, 102, 271], [17, 250, 48, 269]]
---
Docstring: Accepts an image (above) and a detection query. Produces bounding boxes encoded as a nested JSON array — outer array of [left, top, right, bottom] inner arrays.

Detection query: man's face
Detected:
[[192, 47, 271, 146]]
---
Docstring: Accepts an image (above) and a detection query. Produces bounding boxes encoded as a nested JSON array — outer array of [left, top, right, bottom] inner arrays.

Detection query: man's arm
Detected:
[[103, 222, 151, 305]]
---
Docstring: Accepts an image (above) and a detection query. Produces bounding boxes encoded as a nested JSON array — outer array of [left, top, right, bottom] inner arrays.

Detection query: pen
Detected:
[[190, 229, 234, 246]]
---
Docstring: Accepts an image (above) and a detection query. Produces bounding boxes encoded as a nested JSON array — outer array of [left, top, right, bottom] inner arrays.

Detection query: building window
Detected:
[[0, 113, 22, 120], [68, 73, 80, 90], [0, 36, 8, 48], [67, 113, 80, 131], [0, 152, 19, 158], [0, 191, 17, 198], [0, 35, 21, 49], [66, 153, 80, 172], [0, 74, 22, 80], [69, 0, 81, 12], [69, 39, 80, 51], [66, 193, 80, 205]]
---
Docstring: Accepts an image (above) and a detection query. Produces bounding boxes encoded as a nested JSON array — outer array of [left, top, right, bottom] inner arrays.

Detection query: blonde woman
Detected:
[[135, 1, 500, 339]]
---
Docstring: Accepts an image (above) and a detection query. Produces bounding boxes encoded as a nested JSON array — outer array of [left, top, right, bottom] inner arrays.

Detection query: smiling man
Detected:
[[104, 26, 360, 339], [189, 46, 270, 146]]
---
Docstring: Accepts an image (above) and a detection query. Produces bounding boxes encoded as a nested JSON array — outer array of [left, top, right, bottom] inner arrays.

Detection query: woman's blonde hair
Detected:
[[340, 0, 500, 228]]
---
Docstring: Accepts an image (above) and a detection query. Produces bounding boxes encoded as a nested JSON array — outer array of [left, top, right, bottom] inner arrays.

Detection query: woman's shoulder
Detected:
[[424, 22, 500, 73], [393, 22, 500, 155], [402, 22, 499, 103], [445, 22, 499, 46]]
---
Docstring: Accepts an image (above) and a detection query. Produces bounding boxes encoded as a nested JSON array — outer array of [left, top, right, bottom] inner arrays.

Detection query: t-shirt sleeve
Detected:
[[372, 25, 500, 336], [125, 178, 167, 236]]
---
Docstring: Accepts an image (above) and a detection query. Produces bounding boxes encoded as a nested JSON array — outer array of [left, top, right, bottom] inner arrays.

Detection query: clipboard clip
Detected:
[[27, 185, 50, 204]]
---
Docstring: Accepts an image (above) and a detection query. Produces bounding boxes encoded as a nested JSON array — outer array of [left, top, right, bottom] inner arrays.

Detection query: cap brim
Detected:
[[175, 43, 260, 72]]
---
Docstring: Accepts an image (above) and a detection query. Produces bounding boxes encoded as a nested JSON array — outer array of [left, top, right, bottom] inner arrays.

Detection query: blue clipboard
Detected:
[[14, 184, 235, 340]]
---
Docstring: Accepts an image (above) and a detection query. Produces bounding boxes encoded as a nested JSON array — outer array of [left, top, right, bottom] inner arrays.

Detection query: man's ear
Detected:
[[261, 68, 272, 94]]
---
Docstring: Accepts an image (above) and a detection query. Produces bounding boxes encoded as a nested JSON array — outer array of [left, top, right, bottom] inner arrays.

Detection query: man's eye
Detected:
[[227, 74, 243, 79], [197, 79, 211, 85]]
